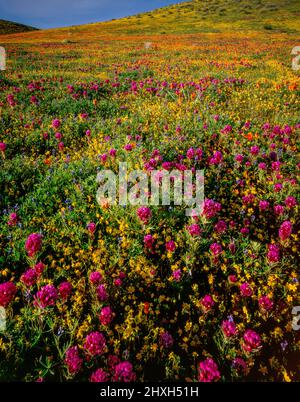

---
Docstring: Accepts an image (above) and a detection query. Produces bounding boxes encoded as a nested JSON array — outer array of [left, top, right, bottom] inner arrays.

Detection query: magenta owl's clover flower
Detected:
[[114, 278, 122, 287], [202, 199, 221, 219], [52, 119, 61, 129], [58, 281, 73, 300], [89, 271, 102, 285], [186, 148, 195, 159], [34, 262, 46, 276], [172, 269, 182, 282], [240, 282, 253, 297], [143, 234, 155, 250], [285, 196, 297, 209], [235, 154, 244, 163], [87, 222, 96, 235], [25, 233, 42, 257], [99, 306, 114, 326], [21, 269, 38, 288], [250, 145, 260, 155], [113, 361, 136, 382], [0, 142, 7, 152], [35, 284, 58, 308], [137, 207, 151, 224], [0, 281, 17, 307], [96, 284, 108, 301], [267, 244, 280, 263], [274, 182, 282, 192], [187, 224, 201, 237], [210, 243, 223, 256], [221, 320, 238, 338], [242, 329, 262, 353], [84, 332, 106, 356], [201, 294, 215, 311], [274, 205, 284, 216], [90, 369, 109, 382], [124, 144, 133, 151], [160, 331, 174, 349], [8, 212, 18, 226], [232, 357, 248, 375], [259, 200, 270, 211], [258, 162, 267, 170], [214, 220, 227, 234], [258, 296, 274, 312], [65, 346, 83, 375], [166, 240, 176, 252], [198, 358, 220, 382], [278, 221, 292, 241]]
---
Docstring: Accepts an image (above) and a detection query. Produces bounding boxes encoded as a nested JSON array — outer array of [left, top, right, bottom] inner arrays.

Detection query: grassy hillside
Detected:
[[0, 0, 299, 43], [0, 19, 38, 35]]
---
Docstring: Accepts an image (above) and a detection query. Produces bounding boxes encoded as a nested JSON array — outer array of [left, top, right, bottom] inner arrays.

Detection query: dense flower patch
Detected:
[[0, 29, 299, 382]]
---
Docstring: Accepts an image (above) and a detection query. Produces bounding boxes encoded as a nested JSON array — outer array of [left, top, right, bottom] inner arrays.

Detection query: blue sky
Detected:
[[0, 0, 187, 29]]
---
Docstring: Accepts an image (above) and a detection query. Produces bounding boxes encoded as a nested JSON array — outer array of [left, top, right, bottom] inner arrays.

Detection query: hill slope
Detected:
[[0, 19, 38, 35], [0, 0, 299, 42]]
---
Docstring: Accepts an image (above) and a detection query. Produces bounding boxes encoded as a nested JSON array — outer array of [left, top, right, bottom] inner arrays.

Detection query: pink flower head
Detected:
[[99, 306, 113, 326], [52, 119, 61, 129], [210, 243, 223, 256], [242, 329, 261, 352], [96, 284, 108, 301], [89, 271, 102, 285], [202, 199, 221, 219], [0, 142, 7, 152], [90, 369, 109, 382], [65, 346, 83, 374], [114, 278, 122, 287], [186, 148, 195, 159], [187, 224, 201, 237], [274, 205, 284, 216], [144, 234, 155, 249], [259, 200, 270, 211], [250, 146, 260, 156], [285, 196, 297, 209], [58, 281, 72, 300], [240, 282, 253, 297], [84, 332, 106, 356], [25, 233, 42, 257], [166, 240, 176, 252], [113, 361, 136, 382], [201, 294, 215, 311], [221, 319, 237, 338], [258, 296, 274, 311], [87, 222, 96, 235], [8, 212, 18, 226], [232, 357, 247, 374], [34, 262, 46, 275], [267, 244, 280, 263], [21, 269, 38, 288], [160, 331, 174, 349], [35, 284, 58, 308], [0, 281, 17, 307], [198, 358, 220, 382], [137, 207, 151, 224], [214, 220, 227, 234], [278, 221, 292, 241], [172, 269, 182, 282]]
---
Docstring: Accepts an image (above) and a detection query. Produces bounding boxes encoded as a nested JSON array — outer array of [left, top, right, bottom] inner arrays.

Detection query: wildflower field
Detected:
[[0, 0, 299, 382]]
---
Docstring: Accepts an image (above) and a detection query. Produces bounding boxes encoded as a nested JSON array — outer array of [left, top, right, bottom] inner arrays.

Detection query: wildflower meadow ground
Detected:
[[0, 0, 299, 382]]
